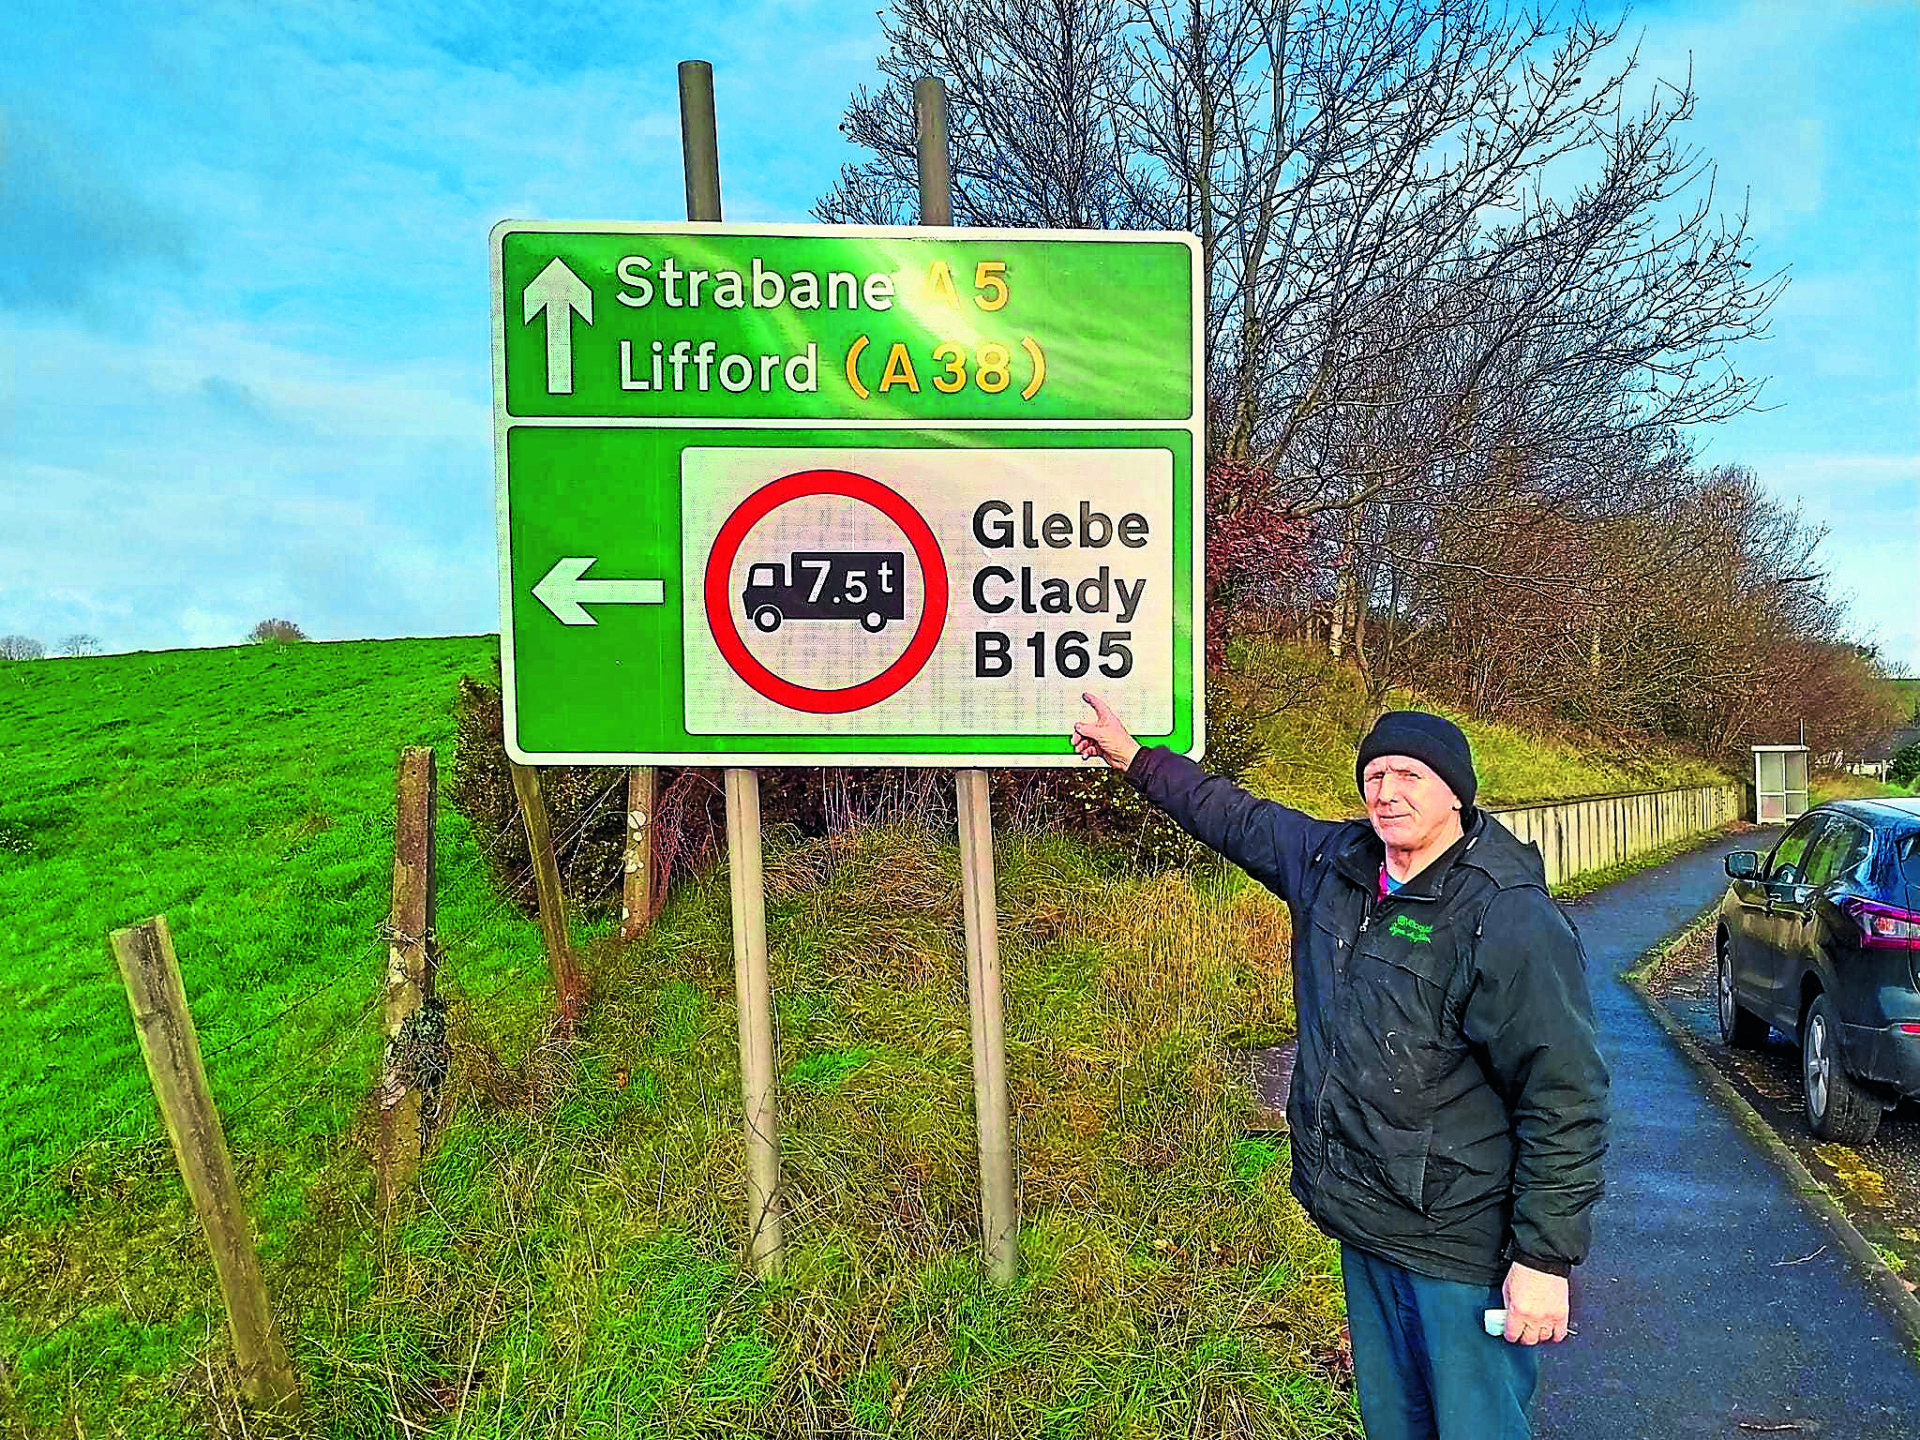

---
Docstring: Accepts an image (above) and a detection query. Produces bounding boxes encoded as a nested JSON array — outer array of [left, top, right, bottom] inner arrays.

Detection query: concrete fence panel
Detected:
[[1483, 784, 1739, 890]]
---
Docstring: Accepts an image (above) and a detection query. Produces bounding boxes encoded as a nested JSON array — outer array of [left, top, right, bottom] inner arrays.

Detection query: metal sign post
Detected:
[[916, 75, 1017, 1285], [682, 58, 784, 1277]]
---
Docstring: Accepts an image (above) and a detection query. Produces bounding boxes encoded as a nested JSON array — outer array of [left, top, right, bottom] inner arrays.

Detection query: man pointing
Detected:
[[1072, 695, 1608, 1440]]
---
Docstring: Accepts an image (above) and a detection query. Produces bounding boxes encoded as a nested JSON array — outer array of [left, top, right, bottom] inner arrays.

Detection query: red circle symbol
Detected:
[[703, 469, 949, 714]]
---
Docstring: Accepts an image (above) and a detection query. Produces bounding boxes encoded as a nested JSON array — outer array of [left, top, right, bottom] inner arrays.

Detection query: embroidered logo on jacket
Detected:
[[1388, 914, 1434, 945]]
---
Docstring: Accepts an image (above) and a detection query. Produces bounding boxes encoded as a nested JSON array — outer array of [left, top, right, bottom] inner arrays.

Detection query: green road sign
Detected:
[[491, 220, 1204, 766]]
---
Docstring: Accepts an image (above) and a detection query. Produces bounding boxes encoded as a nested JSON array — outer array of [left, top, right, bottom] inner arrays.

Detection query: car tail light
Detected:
[[1842, 897, 1920, 950]]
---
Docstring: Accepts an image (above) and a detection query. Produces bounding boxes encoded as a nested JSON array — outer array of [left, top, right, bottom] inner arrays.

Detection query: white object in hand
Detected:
[[1483, 1308, 1506, 1336]]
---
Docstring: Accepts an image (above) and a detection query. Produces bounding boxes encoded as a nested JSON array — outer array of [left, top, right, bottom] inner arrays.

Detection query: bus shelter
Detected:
[[1752, 745, 1810, 823]]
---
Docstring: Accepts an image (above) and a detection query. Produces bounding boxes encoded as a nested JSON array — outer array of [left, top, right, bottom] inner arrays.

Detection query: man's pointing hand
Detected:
[[1072, 692, 1141, 772]]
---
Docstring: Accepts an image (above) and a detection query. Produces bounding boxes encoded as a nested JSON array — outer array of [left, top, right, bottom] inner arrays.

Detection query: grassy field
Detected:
[[1887, 677, 1920, 720], [0, 637, 551, 1196], [0, 635, 1738, 1436], [0, 638, 1360, 1437]]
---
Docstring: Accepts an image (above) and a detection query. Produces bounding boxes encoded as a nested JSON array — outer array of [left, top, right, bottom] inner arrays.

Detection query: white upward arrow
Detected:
[[532, 557, 666, 626], [522, 257, 593, 394]]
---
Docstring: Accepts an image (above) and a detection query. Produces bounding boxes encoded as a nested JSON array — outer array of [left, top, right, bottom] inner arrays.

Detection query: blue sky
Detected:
[[3, 0, 1915, 669]]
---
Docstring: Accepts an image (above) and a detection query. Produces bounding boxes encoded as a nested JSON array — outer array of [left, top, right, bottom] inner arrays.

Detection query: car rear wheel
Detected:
[[1717, 932, 1768, 1048], [1802, 993, 1882, 1144]]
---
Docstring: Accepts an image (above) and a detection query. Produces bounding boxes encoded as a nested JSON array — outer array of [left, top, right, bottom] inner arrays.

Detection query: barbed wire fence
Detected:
[[11, 762, 645, 1362]]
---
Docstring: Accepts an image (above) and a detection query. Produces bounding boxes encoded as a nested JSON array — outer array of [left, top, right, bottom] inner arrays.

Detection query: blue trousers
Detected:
[[1340, 1243, 1543, 1440]]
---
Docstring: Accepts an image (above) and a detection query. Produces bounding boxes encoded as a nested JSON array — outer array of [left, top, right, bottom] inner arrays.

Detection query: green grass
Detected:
[[0, 634, 1739, 1435], [0, 637, 557, 1203], [1811, 770, 1917, 805], [1886, 677, 1920, 721], [1229, 638, 1730, 818], [0, 639, 1357, 1437], [1551, 828, 1736, 905], [3, 830, 1355, 1438]]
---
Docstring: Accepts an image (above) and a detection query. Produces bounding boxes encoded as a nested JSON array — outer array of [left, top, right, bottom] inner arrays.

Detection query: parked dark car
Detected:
[[1716, 798, 1920, 1144]]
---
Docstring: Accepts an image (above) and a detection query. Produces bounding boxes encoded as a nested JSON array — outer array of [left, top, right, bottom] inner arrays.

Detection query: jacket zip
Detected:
[[1313, 856, 1342, 1143], [1316, 878, 1376, 1141], [1312, 863, 1452, 1145]]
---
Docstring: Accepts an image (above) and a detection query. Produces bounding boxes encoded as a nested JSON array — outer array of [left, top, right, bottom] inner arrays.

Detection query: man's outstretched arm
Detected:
[[1071, 692, 1341, 907]]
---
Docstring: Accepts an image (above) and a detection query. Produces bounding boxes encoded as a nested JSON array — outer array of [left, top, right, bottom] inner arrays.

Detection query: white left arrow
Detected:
[[522, 257, 593, 394], [532, 557, 666, 626]]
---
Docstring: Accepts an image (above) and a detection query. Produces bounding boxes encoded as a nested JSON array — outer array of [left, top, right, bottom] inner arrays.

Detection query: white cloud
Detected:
[[2, 0, 895, 657], [2, 307, 496, 653], [178, 604, 260, 649]]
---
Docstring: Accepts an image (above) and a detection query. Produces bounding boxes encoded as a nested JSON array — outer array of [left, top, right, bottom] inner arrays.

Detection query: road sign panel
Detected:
[[492, 221, 1203, 766]]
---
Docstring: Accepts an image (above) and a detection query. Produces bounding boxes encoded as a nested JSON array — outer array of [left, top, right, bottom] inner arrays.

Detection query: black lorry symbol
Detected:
[[742, 550, 906, 634]]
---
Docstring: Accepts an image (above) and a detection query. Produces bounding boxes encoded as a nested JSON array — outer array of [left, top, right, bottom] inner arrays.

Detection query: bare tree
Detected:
[[828, 3, 1777, 473], [827, 1, 1783, 661], [818, 0, 1144, 230], [1391, 461, 1898, 762], [58, 634, 102, 657], [823, 1, 1853, 755], [0, 635, 46, 661]]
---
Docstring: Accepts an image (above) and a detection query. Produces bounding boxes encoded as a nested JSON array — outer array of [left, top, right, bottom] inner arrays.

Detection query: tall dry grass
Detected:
[[307, 826, 1346, 1438]]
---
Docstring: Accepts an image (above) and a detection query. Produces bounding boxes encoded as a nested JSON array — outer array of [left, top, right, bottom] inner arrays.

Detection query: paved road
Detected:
[[1647, 917, 1920, 1285], [1548, 831, 1920, 1437]]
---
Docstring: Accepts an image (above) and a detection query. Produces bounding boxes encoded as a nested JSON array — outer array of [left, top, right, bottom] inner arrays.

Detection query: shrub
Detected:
[[451, 676, 793, 923], [1891, 742, 1920, 789], [1205, 457, 1315, 666], [449, 676, 636, 924], [0, 635, 45, 661], [448, 662, 1272, 923], [246, 618, 307, 644]]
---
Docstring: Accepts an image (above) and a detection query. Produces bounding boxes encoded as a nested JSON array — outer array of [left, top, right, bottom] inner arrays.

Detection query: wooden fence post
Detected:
[[916, 74, 1020, 1285], [109, 916, 299, 1411], [377, 746, 443, 1217], [508, 759, 585, 1030], [619, 764, 658, 940]]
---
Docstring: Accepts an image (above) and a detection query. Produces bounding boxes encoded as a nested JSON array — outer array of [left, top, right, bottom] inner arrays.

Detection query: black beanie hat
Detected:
[[1355, 711, 1477, 816]]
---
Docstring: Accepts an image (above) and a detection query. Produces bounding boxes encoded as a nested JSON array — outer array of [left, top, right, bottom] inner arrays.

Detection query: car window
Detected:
[[1837, 823, 1872, 880], [1801, 819, 1867, 888], [1900, 829, 1920, 889], [1767, 815, 1827, 883]]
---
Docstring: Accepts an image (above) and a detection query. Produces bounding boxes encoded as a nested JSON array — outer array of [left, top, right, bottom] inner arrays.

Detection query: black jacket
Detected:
[[1130, 747, 1609, 1285]]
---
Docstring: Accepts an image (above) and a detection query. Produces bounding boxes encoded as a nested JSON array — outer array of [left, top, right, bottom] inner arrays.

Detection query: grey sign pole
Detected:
[[679, 59, 724, 223], [914, 74, 1019, 1286], [914, 77, 953, 226], [682, 57, 784, 1278], [618, 59, 728, 946]]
